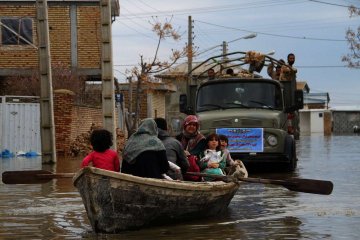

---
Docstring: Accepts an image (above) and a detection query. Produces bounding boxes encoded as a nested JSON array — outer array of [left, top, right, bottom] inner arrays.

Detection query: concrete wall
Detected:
[[299, 109, 331, 135]]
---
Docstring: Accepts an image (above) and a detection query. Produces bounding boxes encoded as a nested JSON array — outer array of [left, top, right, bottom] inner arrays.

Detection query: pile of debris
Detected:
[[68, 123, 126, 157]]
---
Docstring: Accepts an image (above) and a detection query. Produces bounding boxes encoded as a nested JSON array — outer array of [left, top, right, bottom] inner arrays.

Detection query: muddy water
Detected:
[[1, 135, 359, 239]]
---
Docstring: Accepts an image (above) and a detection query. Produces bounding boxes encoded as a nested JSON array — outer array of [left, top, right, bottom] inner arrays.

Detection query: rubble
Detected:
[[68, 123, 126, 157]]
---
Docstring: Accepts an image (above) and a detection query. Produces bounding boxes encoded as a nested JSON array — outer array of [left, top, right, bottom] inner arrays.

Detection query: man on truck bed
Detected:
[[267, 59, 285, 80]]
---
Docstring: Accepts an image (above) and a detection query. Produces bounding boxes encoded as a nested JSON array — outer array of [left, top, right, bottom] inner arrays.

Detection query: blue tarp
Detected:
[[1, 149, 14, 158], [0, 150, 40, 158]]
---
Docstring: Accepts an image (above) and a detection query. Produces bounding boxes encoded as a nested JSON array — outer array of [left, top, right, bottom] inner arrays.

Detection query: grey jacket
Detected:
[[158, 129, 189, 177]]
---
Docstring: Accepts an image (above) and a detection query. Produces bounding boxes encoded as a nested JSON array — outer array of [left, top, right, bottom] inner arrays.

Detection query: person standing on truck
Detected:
[[287, 53, 298, 74], [287, 53, 295, 67], [267, 59, 285, 80], [225, 68, 235, 76], [207, 68, 216, 80]]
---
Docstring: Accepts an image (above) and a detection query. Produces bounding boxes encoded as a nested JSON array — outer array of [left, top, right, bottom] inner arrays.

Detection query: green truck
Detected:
[[179, 51, 303, 171]]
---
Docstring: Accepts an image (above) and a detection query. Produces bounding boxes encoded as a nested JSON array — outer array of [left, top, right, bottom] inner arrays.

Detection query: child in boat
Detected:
[[81, 129, 120, 172], [218, 134, 238, 166], [199, 133, 226, 181], [218, 134, 248, 178]]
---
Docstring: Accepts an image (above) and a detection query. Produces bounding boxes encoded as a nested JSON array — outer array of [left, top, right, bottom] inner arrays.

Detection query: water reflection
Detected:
[[1, 135, 360, 239], [0, 156, 89, 239]]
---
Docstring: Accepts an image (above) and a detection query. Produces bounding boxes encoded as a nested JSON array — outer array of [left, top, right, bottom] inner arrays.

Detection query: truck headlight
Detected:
[[267, 135, 278, 146]]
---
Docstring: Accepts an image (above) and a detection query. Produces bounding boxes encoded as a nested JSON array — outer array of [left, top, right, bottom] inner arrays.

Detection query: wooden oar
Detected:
[[2, 170, 74, 184], [185, 172, 333, 195]]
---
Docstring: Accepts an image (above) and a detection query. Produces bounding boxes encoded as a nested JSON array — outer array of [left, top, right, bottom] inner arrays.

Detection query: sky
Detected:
[[111, 0, 360, 107]]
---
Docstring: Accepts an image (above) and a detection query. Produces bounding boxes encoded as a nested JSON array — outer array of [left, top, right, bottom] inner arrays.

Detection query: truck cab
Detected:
[[180, 51, 303, 171]]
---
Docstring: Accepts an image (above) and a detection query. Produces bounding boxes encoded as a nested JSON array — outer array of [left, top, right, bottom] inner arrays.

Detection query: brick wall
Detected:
[[54, 89, 76, 155], [121, 89, 148, 120], [0, 3, 101, 70], [48, 6, 71, 66], [70, 105, 102, 141], [77, 6, 101, 68], [323, 111, 332, 135], [54, 87, 169, 155], [0, 5, 38, 67], [54, 89, 102, 155], [151, 92, 165, 118]]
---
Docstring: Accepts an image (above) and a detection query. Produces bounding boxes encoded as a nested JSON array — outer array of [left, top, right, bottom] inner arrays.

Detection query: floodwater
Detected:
[[1, 135, 359, 239]]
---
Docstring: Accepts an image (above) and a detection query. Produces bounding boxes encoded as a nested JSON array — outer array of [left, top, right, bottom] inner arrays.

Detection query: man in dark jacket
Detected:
[[154, 118, 189, 180]]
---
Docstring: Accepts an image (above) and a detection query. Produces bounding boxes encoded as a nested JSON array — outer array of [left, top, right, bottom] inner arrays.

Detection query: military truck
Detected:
[[179, 51, 303, 171]]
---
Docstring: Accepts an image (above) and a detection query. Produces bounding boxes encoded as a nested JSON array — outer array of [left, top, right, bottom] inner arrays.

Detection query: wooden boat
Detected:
[[73, 166, 245, 233]]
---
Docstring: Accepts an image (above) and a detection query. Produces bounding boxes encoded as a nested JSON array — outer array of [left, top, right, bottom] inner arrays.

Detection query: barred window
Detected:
[[1, 18, 33, 45]]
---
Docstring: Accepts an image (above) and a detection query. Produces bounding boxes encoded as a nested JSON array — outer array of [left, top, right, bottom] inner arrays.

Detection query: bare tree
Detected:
[[2, 62, 88, 101], [125, 18, 186, 135], [342, 5, 360, 68]]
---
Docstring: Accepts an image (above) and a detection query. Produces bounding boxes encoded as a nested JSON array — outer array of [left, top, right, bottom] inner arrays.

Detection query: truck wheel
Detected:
[[285, 135, 297, 172]]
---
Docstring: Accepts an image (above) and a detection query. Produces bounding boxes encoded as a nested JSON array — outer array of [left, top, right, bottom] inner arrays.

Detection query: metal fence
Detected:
[[0, 96, 41, 155]]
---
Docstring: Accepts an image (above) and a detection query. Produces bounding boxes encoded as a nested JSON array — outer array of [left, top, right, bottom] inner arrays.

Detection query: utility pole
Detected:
[[100, 0, 117, 149], [186, 16, 193, 112], [187, 16, 193, 81], [222, 41, 227, 56], [36, 0, 56, 164], [222, 41, 228, 69]]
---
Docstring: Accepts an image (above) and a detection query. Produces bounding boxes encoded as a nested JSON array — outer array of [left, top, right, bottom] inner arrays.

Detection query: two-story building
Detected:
[[0, 0, 120, 155], [0, 0, 120, 94]]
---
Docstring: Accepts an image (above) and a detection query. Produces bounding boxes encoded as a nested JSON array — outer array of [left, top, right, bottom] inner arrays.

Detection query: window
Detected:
[[1, 18, 33, 45], [196, 81, 283, 112]]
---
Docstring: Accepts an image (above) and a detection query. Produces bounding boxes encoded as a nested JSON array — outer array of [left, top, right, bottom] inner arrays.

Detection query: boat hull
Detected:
[[73, 167, 240, 233]]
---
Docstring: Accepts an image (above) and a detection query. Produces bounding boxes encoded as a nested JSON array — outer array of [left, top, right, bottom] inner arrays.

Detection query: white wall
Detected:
[[310, 111, 324, 133], [299, 109, 325, 135]]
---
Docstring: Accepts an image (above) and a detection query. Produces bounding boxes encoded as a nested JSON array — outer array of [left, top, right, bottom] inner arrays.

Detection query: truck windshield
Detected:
[[196, 81, 283, 112]]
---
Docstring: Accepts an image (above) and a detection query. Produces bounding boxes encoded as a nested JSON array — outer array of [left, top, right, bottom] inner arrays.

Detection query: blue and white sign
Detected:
[[216, 128, 264, 152]]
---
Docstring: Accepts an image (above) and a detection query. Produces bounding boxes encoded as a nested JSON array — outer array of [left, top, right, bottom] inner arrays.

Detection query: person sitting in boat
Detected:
[[154, 117, 190, 180], [218, 134, 248, 178], [199, 133, 226, 181], [122, 118, 170, 179], [81, 129, 120, 172], [176, 115, 206, 181], [176, 115, 206, 157]]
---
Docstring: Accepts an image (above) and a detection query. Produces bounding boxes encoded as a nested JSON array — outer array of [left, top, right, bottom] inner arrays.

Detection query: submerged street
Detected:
[[0, 135, 359, 239]]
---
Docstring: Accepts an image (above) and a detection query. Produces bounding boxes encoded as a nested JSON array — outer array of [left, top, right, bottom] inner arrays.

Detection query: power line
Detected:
[[195, 20, 347, 42], [120, 0, 305, 19], [136, 0, 162, 12], [114, 64, 137, 66], [297, 65, 353, 68], [307, 0, 358, 8]]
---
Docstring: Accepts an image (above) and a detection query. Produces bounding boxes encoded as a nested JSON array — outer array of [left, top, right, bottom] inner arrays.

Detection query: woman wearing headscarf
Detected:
[[122, 118, 169, 179], [176, 115, 206, 181], [176, 115, 206, 157]]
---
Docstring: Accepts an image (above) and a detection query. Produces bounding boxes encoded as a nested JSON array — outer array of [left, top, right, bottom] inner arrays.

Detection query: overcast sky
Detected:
[[111, 0, 360, 107]]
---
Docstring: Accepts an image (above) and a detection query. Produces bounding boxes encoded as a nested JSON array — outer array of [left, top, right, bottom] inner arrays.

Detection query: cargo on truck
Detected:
[[179, 51, 303, 171]]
